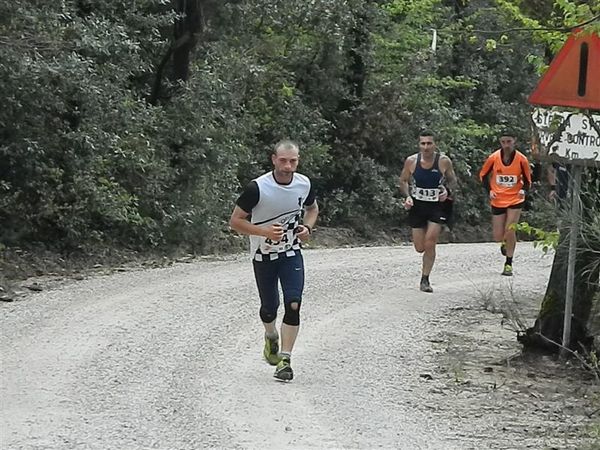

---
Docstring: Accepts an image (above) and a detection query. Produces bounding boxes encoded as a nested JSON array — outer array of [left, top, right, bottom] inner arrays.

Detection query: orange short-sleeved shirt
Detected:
[[479, 150, 531, 208]]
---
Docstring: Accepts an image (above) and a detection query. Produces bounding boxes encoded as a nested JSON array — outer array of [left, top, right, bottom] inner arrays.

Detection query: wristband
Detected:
[[304, 224, 312, 234], [550, 185, 556, 191]]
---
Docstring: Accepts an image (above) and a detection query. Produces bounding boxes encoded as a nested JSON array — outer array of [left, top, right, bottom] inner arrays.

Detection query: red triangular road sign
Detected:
[[528, 30, 600, 110]]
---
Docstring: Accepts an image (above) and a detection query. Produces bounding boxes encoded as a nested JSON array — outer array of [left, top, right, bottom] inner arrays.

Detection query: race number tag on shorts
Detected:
[[496, 175, 517, 187], [260, 230, 295, 254], [413, 187, 439, 202]]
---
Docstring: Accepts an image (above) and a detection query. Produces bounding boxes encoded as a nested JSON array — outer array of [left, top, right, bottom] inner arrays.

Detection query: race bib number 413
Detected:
[[496, 175, 517, 187], [413, 187, 439, 202]]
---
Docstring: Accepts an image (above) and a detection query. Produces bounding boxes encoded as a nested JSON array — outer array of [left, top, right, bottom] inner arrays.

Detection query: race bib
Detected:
[[413, 187, 440, 202], [259, 229, 295, 254], [496, 175, 517, 187]]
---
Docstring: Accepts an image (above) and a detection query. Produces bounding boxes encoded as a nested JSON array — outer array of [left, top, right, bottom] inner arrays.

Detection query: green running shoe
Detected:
[[273, 356, 293, 381], [263, 336, 281, 366], [501, 264, 513, 276], [500, 241, 507, 256]]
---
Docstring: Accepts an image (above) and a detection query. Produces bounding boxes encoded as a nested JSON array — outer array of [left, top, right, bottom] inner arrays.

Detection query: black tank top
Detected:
[[413, 153, 443, 189], [411, 153, 443, 203]]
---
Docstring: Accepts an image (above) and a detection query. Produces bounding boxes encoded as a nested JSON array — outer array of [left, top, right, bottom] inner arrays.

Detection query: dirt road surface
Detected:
[[1, 243, 597, 449]]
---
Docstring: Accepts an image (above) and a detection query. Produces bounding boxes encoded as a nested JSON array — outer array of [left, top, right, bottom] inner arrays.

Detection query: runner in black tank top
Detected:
[[412, 153, 444, 203], [399, 131, 458, 293]]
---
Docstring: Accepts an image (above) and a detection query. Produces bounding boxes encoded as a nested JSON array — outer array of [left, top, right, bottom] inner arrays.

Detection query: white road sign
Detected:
[[531, 108, 600, 162]]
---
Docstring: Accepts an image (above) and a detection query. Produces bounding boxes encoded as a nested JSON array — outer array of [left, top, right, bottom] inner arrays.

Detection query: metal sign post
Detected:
[[561, 165, 582, 357]]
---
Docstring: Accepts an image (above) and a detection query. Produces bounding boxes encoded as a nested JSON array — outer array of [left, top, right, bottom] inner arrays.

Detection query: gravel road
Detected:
[[1, 243, 595, 449]]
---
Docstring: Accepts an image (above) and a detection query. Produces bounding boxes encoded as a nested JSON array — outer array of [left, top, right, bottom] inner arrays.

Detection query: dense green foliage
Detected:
[[0, 0, 598, 252]]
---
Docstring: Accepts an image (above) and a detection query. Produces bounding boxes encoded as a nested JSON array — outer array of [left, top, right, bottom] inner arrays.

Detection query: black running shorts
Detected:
[[408, 200, 448, 229], [491, 202, 524, 215]]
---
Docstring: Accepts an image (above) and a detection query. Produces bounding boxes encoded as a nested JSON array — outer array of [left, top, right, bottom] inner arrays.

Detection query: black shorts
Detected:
[[491, 202, 525, 215], [408, 200, 448, 229]]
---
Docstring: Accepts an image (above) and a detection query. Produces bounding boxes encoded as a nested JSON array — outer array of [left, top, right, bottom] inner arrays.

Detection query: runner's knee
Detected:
[[503, 225, 517, 239], [283, 301, 301, 326], [259, 306, 277, 324], [425, 238, 437, 251]]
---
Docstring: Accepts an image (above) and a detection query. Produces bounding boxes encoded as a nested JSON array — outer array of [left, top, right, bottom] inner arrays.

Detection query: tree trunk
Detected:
[[519, 170, 600, 353], [519, 230, 597, 352], [346, 15, 366, 101], [172, 0, 205, 82], [150, 0, 206, 104], [338, 4, 371, 112]]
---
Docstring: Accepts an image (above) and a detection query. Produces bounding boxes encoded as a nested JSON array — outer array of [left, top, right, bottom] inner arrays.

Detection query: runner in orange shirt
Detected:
[[479, 131, 532, 276]]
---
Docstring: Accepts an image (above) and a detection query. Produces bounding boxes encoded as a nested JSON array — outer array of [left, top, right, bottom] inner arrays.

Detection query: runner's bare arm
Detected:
[[441, 156, 458, 194], [303, 201, 319, 230], [399, 156, 415, 197], [229, 206, 283, 241]]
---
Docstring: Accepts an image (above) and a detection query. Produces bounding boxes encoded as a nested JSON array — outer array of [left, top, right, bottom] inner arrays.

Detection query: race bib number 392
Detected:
[[496, 175, 517, 187]]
